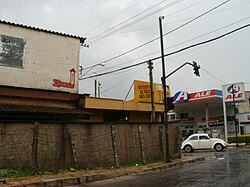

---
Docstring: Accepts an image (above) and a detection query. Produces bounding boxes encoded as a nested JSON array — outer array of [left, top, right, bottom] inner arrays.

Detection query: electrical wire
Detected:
[[89, 0, 208, 45], [86, 0, 230, 67], [201, 67, 226, 83], [87, 0, 170, 43], [80, 23, 250, 80], [84, 0, 144, 36], [92, 15, 250, 76], [114, 1, 250, 35], [88, 0, 202, 45]]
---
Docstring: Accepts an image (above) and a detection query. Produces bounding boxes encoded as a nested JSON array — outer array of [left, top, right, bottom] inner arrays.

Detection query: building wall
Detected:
[[0, 23, 80, 93], [0, 122, 180, 170], [238, 91, 250, 113], [81, 97, 164, 122]]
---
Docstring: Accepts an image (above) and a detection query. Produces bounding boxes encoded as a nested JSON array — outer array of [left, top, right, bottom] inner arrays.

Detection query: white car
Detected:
[[181, 133, 227, 153]]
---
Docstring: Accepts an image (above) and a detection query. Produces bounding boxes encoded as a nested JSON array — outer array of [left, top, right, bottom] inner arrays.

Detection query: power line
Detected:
[[86, 0, 230, 67], [88, 0, 205, 45], [114, 1, 250, 35], [84, 0, 144, 36], [201, 67, 226, 83], [87, 0, 170, 44], [86, 15, 246, 77], [80, 23, 250, 80], [97, 15, 250, 74]]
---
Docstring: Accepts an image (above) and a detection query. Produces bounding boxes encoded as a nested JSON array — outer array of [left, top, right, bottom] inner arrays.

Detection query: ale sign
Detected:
[[222, 82, 245, 102]]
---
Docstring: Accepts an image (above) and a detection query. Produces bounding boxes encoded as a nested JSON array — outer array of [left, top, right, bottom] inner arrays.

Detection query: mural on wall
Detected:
[[53, 68, 76, 89], [0, 34, 25, 68]]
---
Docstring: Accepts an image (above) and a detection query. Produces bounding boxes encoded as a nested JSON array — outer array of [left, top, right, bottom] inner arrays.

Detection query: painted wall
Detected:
[[0, 23, 80, 93]]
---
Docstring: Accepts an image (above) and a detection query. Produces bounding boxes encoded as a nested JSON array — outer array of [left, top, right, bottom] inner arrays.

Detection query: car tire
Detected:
[[184, 145, 193, 153], [214, 143, 224, 152]]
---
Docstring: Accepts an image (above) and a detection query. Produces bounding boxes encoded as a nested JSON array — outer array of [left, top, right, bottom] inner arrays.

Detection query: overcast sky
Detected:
[[1, 0, 250, 100]]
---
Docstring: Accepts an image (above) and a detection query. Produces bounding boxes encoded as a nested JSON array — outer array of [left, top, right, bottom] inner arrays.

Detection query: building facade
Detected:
[[0, 20, 85, 93], [237, 91, 250, 135]]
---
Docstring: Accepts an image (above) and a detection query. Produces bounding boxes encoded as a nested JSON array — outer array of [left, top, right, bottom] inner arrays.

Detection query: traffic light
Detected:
[[193, 61, 200, 77], [167, 97, 175, 111]]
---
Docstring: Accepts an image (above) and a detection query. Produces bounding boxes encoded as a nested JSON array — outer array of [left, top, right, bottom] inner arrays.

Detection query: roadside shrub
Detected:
[[0, 169, 32, 178], [228, 134, 250, 144]]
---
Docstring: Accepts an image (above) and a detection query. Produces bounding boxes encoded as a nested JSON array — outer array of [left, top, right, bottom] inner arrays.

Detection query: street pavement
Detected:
[[85, 147, 250, 187], [3, 147, 250, 187], [3, 156, 204, 187]]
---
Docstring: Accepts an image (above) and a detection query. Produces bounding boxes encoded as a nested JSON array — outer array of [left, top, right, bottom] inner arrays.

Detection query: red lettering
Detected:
[[225, 95, 232, 100], [226, 93, 243, 100], [235, 93, 243, 98]]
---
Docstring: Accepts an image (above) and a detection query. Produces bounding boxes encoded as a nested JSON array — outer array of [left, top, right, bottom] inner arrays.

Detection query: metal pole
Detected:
[[222, 84, 228, 142], [159, 16, 170, 163], [232, 84, 239, 146]]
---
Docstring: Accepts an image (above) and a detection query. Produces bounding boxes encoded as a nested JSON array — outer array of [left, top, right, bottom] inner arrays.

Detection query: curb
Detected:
[[4, 157, 204, 187]]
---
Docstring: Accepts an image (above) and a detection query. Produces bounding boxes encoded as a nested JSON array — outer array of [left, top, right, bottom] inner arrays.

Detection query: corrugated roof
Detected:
[[0, 104, 90, 116], [0, 20, 86, 43]]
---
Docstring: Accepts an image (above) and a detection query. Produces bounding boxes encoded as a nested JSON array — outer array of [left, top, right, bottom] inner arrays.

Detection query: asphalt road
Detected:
[[84, 147, 250, 187]]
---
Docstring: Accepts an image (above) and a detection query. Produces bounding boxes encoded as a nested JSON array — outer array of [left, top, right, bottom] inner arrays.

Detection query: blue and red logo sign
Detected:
[[174, 91, 190, 103], [227, 85, 240, 94]]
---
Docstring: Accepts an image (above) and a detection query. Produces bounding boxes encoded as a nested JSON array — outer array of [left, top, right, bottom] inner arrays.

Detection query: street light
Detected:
[[159, 16, 171, 163], [79, 63, 105, 79]]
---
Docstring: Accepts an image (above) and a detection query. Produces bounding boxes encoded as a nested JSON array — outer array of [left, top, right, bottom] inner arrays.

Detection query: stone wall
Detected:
[[0, 122, 181, 171]]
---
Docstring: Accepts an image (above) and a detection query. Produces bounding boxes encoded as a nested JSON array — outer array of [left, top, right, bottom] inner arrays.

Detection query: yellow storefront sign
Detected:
[[133, 80, 170, 103]]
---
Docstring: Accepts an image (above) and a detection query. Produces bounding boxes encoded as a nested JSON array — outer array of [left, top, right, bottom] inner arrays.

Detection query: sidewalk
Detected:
[[2, 156, 204, 187]]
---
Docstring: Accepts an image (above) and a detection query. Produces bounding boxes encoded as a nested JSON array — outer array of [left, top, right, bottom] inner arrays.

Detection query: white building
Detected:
[[0, 20, 85, 93], [237, 91, 250, 135]]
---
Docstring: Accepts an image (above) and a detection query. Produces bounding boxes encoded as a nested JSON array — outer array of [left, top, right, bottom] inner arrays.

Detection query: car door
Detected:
[[189, 135, 199, 149], [198, 135, 212, 149]]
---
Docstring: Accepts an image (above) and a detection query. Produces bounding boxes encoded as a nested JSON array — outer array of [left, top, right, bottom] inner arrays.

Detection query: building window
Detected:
[[103, 111, 129, 122]]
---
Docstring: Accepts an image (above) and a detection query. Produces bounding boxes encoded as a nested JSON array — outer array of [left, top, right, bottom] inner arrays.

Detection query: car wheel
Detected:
[[214, 143, 224, 152], [184, 145, 193, 153]]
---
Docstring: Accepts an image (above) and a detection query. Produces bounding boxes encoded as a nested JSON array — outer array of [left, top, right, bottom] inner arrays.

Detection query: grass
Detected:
[[0, 168, 32, 179]]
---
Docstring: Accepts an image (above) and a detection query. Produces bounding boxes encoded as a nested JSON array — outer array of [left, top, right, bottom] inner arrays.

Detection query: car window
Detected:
[[199, 135, 210, 140], [190, 136, 198, 141]]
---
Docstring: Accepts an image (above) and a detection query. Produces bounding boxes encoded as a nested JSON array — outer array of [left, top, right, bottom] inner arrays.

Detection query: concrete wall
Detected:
[[0, 23, 80, 93], [0, 122, 180, 170], [238, 91, 250, 113]]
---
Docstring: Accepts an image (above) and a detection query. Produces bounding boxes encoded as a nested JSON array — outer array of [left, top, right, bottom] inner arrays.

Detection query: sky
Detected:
[[0, 0, 250, 100]]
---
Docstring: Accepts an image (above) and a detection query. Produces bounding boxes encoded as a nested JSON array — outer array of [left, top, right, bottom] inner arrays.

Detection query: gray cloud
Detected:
[[0, 0, 250, 99]]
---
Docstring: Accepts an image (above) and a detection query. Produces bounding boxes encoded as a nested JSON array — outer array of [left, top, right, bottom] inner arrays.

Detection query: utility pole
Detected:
[[94, 79, 97, 97], [98, 81, 101, 98], [159, 16, 170, 163], [148, 60, 155, 122]]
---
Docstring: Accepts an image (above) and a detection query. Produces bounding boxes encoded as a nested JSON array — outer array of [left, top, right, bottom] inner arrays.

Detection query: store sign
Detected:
[[174, 90, 222, 103], [189, 90, 222, 101], [174, 91, 189, 103], [222, 82, 245, 102], [133, 80, 170, 103]]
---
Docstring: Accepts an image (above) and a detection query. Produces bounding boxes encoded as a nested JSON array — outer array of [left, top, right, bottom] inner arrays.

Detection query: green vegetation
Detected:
[[228, 134, 250, 144], [0, 168, 32, 179]]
